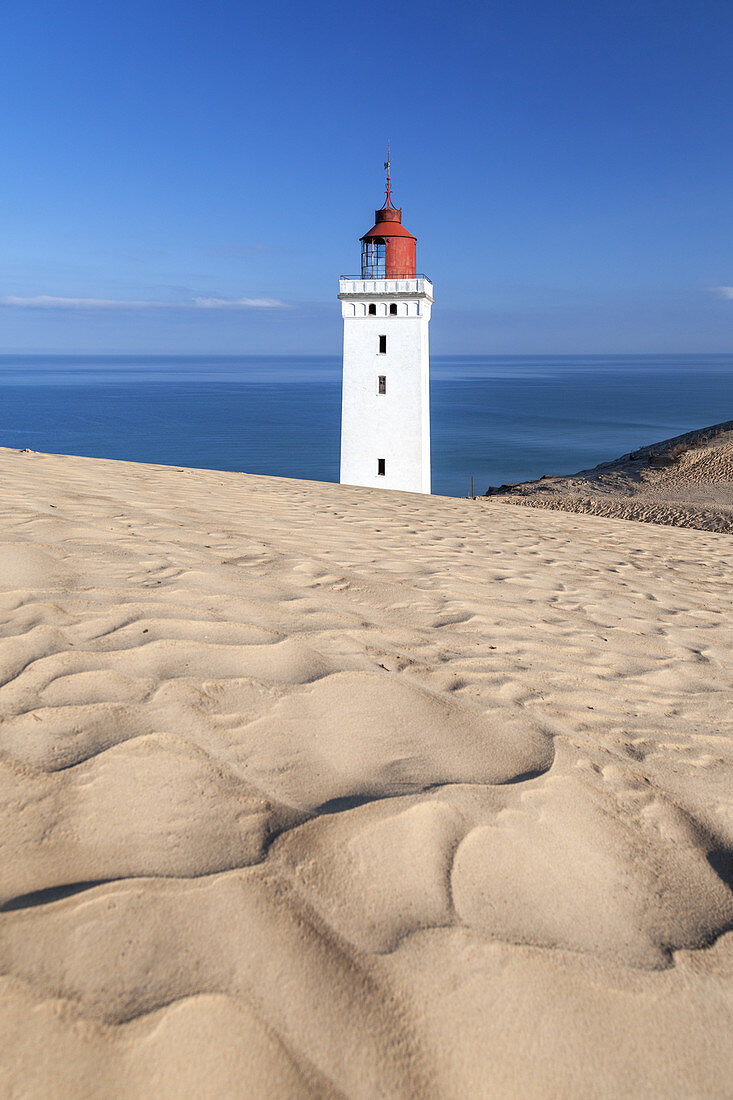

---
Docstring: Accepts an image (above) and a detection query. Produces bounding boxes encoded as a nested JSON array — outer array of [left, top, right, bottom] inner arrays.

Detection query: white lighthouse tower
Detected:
[[339, 157, 433, 493]]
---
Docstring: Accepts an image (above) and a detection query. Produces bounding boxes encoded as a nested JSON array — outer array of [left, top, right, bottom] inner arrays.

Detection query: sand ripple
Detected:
[[0, 448, 731, 1097]]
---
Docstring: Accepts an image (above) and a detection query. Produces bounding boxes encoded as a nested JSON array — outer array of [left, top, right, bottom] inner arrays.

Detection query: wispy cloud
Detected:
[[0, 296, 157, 309], [0, 295, 287, 310], [711, 286, 733, 300], [193, 297, 284, 309]]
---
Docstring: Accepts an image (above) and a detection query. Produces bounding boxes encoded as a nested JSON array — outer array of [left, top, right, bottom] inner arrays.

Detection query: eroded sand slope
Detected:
[[487, 420, 733, 531], [0, 448, 731, 1098]]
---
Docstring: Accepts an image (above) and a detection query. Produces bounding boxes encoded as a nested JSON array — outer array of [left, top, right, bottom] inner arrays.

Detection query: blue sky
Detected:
[[2, 0, 732, 354]]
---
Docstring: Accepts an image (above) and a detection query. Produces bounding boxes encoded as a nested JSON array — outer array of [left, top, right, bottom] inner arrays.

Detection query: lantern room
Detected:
[[359, 160, 417, 278]]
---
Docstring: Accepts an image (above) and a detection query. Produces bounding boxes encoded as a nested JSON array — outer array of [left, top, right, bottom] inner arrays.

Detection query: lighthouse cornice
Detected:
[[338, 276, 433, 302]]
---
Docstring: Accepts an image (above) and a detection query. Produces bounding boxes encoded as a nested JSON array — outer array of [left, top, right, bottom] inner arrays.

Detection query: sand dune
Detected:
[[486, 420, 733, 531], [0, 446, 732, 1097]]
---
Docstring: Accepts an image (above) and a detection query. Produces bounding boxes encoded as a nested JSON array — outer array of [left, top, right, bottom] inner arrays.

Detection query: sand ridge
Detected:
[[0, 446, 731, 1097], [486, 419, 733, 531]]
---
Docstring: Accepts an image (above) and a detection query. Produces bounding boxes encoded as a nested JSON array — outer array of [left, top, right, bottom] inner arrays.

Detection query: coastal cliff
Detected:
[[486, 420, 733, 532]]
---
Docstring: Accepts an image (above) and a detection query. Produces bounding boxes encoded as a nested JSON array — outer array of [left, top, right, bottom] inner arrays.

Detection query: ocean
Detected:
[[0, 354, 731, 498]]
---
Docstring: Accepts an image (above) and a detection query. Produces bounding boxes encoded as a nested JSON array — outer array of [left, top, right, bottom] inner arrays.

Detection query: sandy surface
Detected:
[[486, 420, 733, 532], [0, 446, 732, 1098]]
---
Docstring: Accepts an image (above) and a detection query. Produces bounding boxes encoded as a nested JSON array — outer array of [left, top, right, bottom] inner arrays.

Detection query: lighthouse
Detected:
[[338, 156, 433, 494]]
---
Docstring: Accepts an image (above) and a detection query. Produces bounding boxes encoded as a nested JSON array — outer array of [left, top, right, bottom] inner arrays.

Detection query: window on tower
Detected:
[[368, 303, 376, 315], [377, 458, 386, 476], [378, 375, 386, 394], [378, 335, 387, 354], [389, 303, 397, 315]]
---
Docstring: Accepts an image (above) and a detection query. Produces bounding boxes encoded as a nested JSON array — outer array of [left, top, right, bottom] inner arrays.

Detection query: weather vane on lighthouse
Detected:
[[337, 152, 434, 494], [383, 143, 394, 207]]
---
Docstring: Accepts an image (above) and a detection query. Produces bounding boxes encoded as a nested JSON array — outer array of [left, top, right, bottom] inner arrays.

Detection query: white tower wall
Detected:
[[339, 276, 433, 494]]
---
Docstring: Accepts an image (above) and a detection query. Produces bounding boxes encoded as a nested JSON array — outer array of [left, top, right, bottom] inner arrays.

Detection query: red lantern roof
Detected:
[[360, 215, 416, 241], [360, 154, 416, 241], [359, 149, 418, 277]]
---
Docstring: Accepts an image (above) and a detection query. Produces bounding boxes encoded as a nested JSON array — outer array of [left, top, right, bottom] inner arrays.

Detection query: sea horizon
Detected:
[[1, 352, 731, 498]]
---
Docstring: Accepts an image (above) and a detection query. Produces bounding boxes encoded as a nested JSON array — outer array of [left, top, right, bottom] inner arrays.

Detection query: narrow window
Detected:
[[377, 458, 386, 476], [389, 303, 397, 315], [378, 375, 386, 395], [368, 303, 376, 315], [378, 334, 387, 354]]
